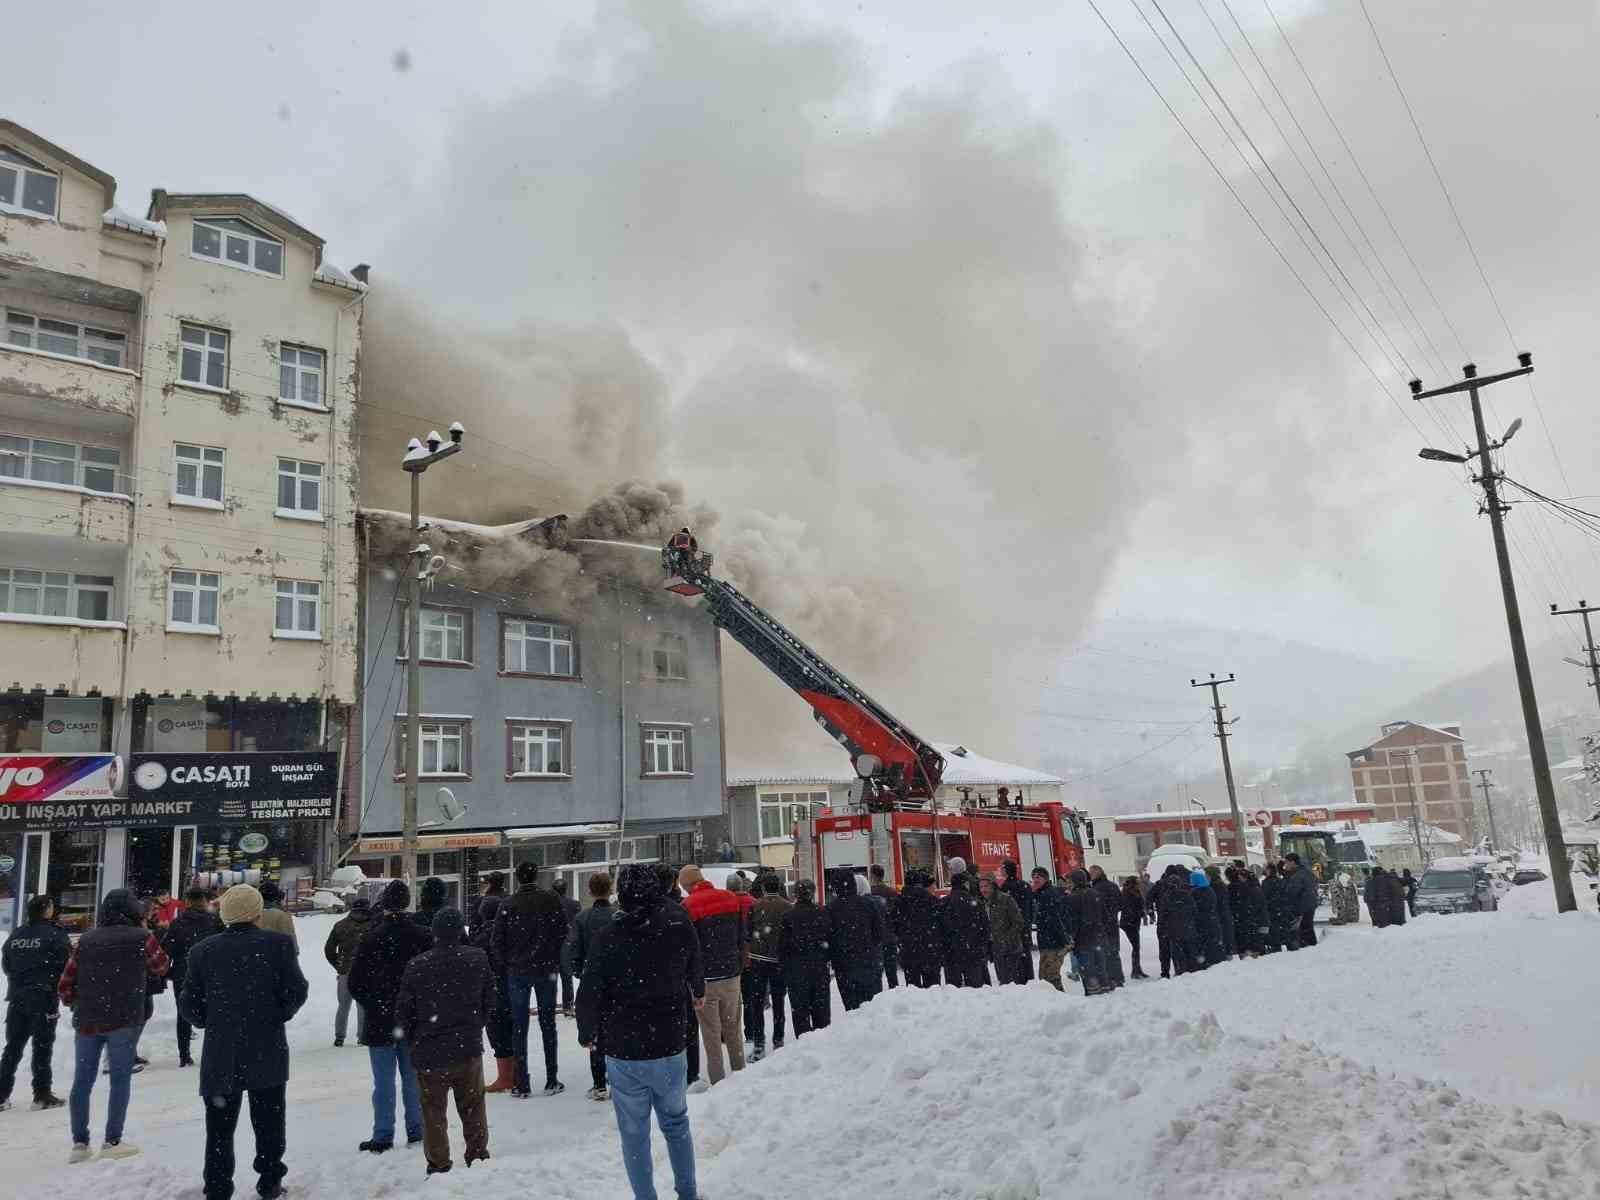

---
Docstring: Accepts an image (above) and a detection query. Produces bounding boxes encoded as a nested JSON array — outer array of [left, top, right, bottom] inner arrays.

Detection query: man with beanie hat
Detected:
[[777, 879, 832, 1036], [745, 872, 790, 1059], [490, 861, 568, 1098], [58, 888, 168, 1162], [678, 864, 747, 1086], [180, 884, 308, 1200], [256, 881, 297, 953], [397, 908, 494, 1175], [937, 868, 991, 988], [0, 894, 71, 1111], [577, 864, 704, 1200], [347, 881, 432, 1151], [828, 871, 885, 1010], [161, 886, 223, 1067]]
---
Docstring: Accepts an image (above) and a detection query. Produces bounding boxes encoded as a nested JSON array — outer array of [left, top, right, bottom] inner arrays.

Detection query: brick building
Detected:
[[1347, 721, 1476, 841]]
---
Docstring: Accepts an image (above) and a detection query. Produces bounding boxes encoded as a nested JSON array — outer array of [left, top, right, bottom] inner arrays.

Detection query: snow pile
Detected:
[[313, 261, 365, 291], [101, 207, 165, 238]]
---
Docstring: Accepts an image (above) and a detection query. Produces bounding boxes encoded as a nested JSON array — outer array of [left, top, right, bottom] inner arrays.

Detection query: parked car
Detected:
[[1512, 868, 1548, 886], [1414, 861, 1499, 914]]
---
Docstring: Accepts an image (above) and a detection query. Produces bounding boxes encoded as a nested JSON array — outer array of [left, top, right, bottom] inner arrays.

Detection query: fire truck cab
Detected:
[[797, 798, 1089, 892]]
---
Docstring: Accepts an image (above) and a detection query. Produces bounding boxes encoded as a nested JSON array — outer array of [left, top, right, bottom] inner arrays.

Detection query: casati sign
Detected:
[[129, 752, 338, 825], [0, 754, 123, 830]]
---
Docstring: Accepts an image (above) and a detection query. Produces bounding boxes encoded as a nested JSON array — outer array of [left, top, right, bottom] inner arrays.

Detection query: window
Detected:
[[0, 146, 59, 219], [274, 579, 321, 638], [642, 726, 690, 776], [168, 569, 220, 632], [0, 568, 113, 621], [406, 606, 469, 663], [508, 722, 570, 777], [179, 324, 229, 389], [276, 458, 322, 518], [0, 434, 122, 494], [1095, 838, 1112, 856], [502, 617, 575, 677], [653, 633, 688, 681], [758, 790, 826, 842], [278, 346, 324, 408], [6, 311, 125, 367], [191, 217, 284, 277], [396, 720, 470, 778], [173, 443, 224, 505]]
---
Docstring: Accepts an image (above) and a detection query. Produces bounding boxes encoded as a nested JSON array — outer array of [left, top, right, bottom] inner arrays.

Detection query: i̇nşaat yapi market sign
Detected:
[[0, 752, 337, 830]]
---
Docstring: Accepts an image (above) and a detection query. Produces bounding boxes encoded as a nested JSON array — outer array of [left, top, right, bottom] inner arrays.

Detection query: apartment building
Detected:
[[348, 514, 725, 905], [0, 120, 362, 930], [1347, 720, 1477, 841]]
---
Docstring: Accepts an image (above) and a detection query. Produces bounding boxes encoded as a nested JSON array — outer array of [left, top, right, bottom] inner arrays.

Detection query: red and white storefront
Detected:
[[1086, 802, 1375, 878]]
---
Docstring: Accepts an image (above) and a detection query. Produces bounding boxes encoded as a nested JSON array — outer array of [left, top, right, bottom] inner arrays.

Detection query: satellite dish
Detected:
[[436, 786, 465, 824]]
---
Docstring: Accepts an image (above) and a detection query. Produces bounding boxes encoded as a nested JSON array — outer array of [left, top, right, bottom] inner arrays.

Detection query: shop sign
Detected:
[[128, 752, 339, 825], [357, 832, 502, 853], [0, 754, 122, 830]]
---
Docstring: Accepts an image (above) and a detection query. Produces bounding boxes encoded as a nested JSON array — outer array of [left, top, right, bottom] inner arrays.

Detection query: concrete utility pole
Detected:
[[1412, 356, 1576, 911], [1191, 673, 1246, 860], [1550, 600, 1600, 719], [1393, 748, 1427, 866], [400, 424, 465, 899], [1475, 769, 1501, 851]]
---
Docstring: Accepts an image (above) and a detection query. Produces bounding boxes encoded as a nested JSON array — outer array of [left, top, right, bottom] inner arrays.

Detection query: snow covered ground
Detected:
[[5, 892, 1599, 1199]]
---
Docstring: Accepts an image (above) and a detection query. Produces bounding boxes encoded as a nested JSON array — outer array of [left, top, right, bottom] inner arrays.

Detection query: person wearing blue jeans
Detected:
[[608, 1054, 696, 1200], [346, 881, 433, 1152], [507, 973, 559, 1096], [492, 863, 569, 1098], [70, 1027, 138, 1150], [367, 1042, 423, 1146]]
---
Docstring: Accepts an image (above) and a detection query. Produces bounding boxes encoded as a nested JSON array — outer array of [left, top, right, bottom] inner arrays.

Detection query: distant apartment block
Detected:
[[1347, 721, 1476, 841]]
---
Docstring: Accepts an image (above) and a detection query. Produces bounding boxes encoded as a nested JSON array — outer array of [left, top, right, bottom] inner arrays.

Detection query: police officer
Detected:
[[0, 895, 72, 1111]]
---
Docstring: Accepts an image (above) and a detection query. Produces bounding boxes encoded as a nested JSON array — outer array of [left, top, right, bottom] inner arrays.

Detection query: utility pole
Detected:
[[1550, 600, 1600, 719], [400, 423, 465, 900], [1191, 673, 1245, 860], [1393, 748, 1426, 866], [1475, 769, 1500, 851], [1412, 355, 1576, 911]]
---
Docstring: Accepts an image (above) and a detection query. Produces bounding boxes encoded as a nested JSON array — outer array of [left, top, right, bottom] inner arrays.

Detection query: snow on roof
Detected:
[[102, 206, 165, 238], [1334, 820, 1462, 849], [729, 743, 1063, 789], [1107, 803, 1375, 823], [314, 261, 366, 291], [360, 507, 557, 540]]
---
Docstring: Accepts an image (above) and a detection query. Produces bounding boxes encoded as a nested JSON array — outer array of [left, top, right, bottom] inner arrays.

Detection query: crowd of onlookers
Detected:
[[0, 848, 1360, 1200]]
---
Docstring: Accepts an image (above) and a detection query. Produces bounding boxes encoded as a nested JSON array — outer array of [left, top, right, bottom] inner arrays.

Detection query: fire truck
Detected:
[[662, 531, 1090, 889]]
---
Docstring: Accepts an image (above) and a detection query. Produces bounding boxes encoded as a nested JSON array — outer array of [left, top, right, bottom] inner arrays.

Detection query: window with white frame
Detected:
[[273, 579, 321, 638], [503, 617, 575, 676], [0, 568, 113, 621], [191, 216, 284, 277], [173, 443, 224, 505], [407, 606, 468, 663], [758, 789, 826, 842], [642, 726, 690, 776], [275, 458, 321, 518], [278, 345, 324, 407], [396, 720, 469, 778], [0, 434, 122, 493], [6, 311, 126, 366], [1095, 838, 1112, 856], [653, 633, 688, 681], [0, 146, 59, 219], [168, 569, 220, 631], [179, 324, 229, 389], [508, 722, 569, 777]]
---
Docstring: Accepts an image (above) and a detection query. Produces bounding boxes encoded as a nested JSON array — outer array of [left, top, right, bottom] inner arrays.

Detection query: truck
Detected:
[[661, 531, 1090, 889]]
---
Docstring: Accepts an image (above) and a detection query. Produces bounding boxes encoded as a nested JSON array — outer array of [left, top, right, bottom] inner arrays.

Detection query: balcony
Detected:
[[0, 343, 138, 425], [0, 476, 133, 544], [0, 613, 125, 694]]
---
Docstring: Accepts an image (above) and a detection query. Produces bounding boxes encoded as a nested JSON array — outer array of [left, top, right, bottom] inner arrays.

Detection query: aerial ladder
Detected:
[[662, 530, 945, 807]]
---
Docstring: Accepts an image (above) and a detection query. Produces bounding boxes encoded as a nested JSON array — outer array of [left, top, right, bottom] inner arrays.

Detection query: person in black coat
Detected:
[[998, 860, 1035, 983], [490, 862, 569, 1097], [180, 884, 308, 1200], [1401, 868, 1419, 918], [1206, 866, 1236, 959], [1088, 867, 1125, 987], [1364, 868, 1391, 928], [654, 864, 701, 1088], [553, 877, 581, 1016], [778, 880, 832, 1035], [0, 894, 72, 1110], [1279, 854, 1320, 949], [891, 871, 943, 988], [565, 873, 617, 1099], [162, 888, 223, 1067], [1189, 871, 1223, 966], [397, 909, 495, 1175], [1154, 866, 1196, 977], [1063, 869, 1109, 995], [1030, 869, 1072, 991], [1118, 876, 1148, 979], [938, 872, 991, 988], [827, 873, 886, 1011], [576, 865, 704, 1200], [467, 892, 515, 1094], [1261, 863, 1287, 952], [347, 881, 433, 1149], [413, 877, 448, 931], [1384, 869, 1408, 926], [1231, 869, 1268, 956]]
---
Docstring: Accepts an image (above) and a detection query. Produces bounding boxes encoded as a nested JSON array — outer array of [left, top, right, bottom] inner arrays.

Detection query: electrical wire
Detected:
[[1060, 721, 1213, 783]]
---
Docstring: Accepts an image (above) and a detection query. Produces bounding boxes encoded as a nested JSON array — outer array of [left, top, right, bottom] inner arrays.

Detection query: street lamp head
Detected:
[[1418, 448, 1470, 464], [425, 430, 443, 453], [1408, 378, 1422, 396], [405, 437, 422, 452], [1517, 351, 1533, 369], [1462, 363, 1477, 379], [448, 421, 465, 444], [1502, 417, 1523, 443]]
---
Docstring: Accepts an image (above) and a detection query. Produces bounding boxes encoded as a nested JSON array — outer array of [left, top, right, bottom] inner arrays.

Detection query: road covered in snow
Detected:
[[5, 888, 1598, 1199]]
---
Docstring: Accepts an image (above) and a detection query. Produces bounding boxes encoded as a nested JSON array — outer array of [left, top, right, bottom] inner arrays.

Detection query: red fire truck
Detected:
[[661, 533, 1090, 887]]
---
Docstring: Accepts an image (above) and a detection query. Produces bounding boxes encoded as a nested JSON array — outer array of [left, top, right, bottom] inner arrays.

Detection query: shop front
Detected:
[[0, 751, 123, 932]]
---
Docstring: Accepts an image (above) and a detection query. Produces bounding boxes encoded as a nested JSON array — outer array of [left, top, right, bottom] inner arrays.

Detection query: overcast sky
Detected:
[[10, 0, 1599, 766]]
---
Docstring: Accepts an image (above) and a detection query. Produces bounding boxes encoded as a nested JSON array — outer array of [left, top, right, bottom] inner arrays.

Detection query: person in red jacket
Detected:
[[678, 866, 746, 1088]]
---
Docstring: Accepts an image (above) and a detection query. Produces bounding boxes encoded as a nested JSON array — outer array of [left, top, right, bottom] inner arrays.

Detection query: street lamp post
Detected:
[[400, 423, 464, 900]]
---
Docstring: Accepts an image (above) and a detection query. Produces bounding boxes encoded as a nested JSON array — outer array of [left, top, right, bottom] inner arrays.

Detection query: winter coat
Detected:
[[891, 886, 944, 968], [870, 883, 899, 947], [828, 891, 886, 977], [1032, 883, 1071, 951], [682, 881, 747, 981], [576, 899, 704, 1061], [749, 895, 792, 964], [1, 918, 71, 1014], [556, 895, 583, 975], [1118, 885, 1146, 933], [1384, 873, 1409, 925], [1000, 871, 1035, 931], [1280, 866, 1320, 916], [566, 899, 616, 979], [162, 907, 223, 979], [1364, 874, 1391, 926], [396, 942, 496, 1071], [491, 884, 569, 977], [180, 924, 307, 1097], [984, 891, 1027, 958], [346, 911, 434, 1046], [469, 894, 504, 972], [1064, 883, 1106, 947], [1211, 878, 1237, 954], [1090, 877, 1121, 941], [322, 907, 371, 976], [1154, 874, 1194, 943], [778, 898, 832, 974], [1190, 879, 1223, 963], [58, 894, 169, 1035], [938, 876, 991, 964], [1261, 873, 1286, 923]]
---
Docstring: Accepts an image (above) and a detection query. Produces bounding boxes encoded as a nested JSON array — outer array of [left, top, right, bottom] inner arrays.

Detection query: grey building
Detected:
[[350, 512, 725, 901]]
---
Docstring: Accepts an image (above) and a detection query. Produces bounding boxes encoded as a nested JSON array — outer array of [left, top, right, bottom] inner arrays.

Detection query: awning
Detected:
[[504, 823, 620, 841]]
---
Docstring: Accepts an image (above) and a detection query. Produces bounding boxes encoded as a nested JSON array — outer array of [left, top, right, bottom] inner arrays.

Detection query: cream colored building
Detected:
[[0, 120, 362, 927]]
